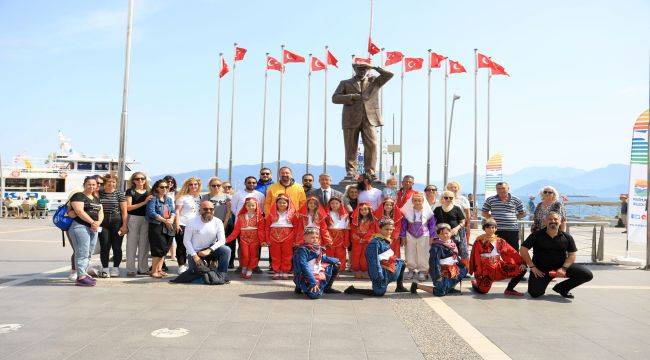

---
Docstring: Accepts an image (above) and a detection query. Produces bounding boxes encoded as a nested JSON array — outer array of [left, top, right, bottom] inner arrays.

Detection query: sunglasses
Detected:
[[224, 186, 232, 189], [189, 183, 199, 187], [443, 196, 454, 200], [543, 191, 554, 194], [260, 172, 270, 176], [211, 184, 222, 188], [134, 177, 145, 181], [425, 188, 437, 192]]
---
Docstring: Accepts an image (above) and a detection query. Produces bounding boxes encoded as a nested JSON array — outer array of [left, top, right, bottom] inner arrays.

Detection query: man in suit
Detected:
[[332, 62, 393, 179], [307, 173, 343, 207]]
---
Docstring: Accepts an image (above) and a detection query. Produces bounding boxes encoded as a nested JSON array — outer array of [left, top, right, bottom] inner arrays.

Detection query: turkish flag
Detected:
[[353, 57, 372, 65], [234, 47, 247, 61], [430, 52, 446, 68], [477, 53, 492, 68], [283, 49, 305, 63], [311, 56, 326, 72], [404, 57, 424, 72], [219, 57, 229, 78], [490, 61, 509, 76], [449, 60, 466, 74], [266, 56, 283, 71], [384, 51, 404, 66], [368, 37, 381, 55], [327, 50, 338, 68]]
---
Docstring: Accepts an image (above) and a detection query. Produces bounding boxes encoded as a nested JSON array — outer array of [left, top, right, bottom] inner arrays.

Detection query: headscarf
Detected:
[[351, 202, 375, 227], [298, 196, 328, 223], [269, 193, 296, 223], [237, 196, 263, 222], [374, 197, 403, 224], [399, 192, 434, 223]]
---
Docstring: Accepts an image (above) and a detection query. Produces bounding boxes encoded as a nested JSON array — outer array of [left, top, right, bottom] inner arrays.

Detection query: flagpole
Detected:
[[487, 71, 491, 161], [426, 49, 432, 185], [277, 44, 285, 175], [323, 46, 329, 173], [306, 53, 312, 174], [117, 0, 134, 192], [261, 53, 269, 169], [368, 0, 373, 58], [379, 48, 385, 181], [472, 48, 478, 220], [399, 60, 404, 186], [391, 113, 396, 176], [443, 60, 448, 186], [215, 53, 223, 177], [228, 42, 237, 183]]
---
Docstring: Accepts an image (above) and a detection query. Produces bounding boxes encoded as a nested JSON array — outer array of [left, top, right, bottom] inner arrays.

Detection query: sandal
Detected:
[[150, 272, 163, 278]]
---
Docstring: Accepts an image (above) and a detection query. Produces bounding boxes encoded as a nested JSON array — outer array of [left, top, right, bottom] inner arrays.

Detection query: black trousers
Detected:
[[99, 214, 124, 268], [496, 230, 520, 250], [528, 264, 593, 298], [174, 225, 187, 266]]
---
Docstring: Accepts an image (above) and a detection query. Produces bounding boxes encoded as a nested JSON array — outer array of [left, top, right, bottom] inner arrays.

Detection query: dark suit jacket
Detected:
[[332, 67, 393, 128], [307, 187, 343, 207]]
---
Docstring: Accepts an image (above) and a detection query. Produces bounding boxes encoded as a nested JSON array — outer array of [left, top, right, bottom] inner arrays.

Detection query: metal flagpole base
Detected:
[[611, 257, 643, 266]]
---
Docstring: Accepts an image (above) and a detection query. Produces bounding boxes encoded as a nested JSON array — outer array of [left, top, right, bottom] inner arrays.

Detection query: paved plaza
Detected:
[[0, 218, 648, 360]]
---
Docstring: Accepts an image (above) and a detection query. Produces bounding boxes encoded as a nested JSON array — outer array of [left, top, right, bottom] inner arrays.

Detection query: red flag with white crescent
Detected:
[[449, 60, 467, 74], [368, 37, 380, 55], [490, 61, 509, 76], [477, 53, 493, 68], [404, 57, 424, 72], [353, 57, 372, 65], [266, 56, 283, 71], [219, 57, 229, 78], [384, 51, 404, 66], [430, 52, 446, 68], [327, 50, 338, 68], [283, 49, 305, 63], [234, 47, 247, 61], [311, 56, 326, 72]]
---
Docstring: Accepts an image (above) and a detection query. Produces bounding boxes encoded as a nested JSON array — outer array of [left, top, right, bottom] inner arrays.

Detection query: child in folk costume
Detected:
[[226, 197, 265, 279], [349, 203, 378, 278], [294, 196, 332, 247], [411, 223, 467, 296], [325, 197, 350, 273], [469, 218, 526, 296], [344, 218, 408, 296], [293, 227, 342, 299], [265, 194, 296, 280], [399, 192, 437, 282], [374, 197, 403, 259]]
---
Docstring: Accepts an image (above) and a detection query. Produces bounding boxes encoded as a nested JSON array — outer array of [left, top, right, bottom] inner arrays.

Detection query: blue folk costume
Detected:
[[292, 243, 340, 299], [429, 237, 467, 296]]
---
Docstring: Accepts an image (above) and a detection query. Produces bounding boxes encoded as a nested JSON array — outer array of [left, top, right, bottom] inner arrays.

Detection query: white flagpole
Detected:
[[379, 48, 385, 181], [117, 0, 134, 192], [443, 60, 448, 186], [306, 54, 312, 174], [261, 53, 269, 169], [215, 53, 223, 177], [277, 45, 285, 175], [323, 46, 329, 173], [228, 42, 237, 183], [399, 59, 404, 186], [487, 71, 492, 161], [472, 48, 478, 219], [368, 0, 374, 58], [426, 49, 432, 185]]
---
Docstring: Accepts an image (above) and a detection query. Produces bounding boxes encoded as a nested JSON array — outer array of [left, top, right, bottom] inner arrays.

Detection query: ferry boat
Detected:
[[1, 131, 137, 210]]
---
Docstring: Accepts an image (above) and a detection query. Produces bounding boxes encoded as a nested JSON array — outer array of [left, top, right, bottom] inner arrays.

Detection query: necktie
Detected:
[[323, 189, 329, 205]]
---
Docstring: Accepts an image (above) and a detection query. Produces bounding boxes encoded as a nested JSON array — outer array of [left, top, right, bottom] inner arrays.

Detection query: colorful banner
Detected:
[[485, 153, 503, 198], [627, 109, 649, 245]]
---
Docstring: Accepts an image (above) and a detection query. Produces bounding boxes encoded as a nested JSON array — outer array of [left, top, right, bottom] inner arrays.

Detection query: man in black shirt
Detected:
[[520, 212, 593, 298]]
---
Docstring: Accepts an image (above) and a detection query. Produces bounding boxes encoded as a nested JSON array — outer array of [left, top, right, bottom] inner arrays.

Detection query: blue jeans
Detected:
[[188, 245, 231, 273], [68, 221, 99, 278]]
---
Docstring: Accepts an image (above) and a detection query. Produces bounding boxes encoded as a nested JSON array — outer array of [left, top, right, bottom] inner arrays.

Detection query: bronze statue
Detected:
[[332, 63, 393, 180]]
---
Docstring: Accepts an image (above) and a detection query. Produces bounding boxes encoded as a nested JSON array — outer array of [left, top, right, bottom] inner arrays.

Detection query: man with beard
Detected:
[[183, 200, 231, 276], [520, 212, 593, 298], [302, 173, 315, 194], [264, 166, 306, 215], [232, 176, 265, 215]]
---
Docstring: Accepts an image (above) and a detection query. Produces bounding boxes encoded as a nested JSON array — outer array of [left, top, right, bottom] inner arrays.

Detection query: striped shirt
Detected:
[[99, 190, 126, 216], [481, 194, 525, 231]]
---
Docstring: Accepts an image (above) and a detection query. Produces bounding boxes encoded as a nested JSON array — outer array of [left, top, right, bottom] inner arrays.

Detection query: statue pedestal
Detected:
[[333, 177, 386, 193]]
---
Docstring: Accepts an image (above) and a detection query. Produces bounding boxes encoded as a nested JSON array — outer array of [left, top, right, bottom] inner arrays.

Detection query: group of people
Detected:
[[2, 194, 49, 219], [62, 167, 592, 300]]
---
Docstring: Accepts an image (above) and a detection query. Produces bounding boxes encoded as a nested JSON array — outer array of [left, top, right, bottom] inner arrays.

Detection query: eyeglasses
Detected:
[[134, 177, 145, 181], [200, 207, 214, 211], [442, 196, 454, 200], [211, 184, 222, 188], [543, 191, 554, 195]]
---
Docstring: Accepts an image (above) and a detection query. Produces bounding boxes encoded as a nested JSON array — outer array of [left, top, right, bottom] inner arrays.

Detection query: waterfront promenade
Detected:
[[0, 218, 648, 360]]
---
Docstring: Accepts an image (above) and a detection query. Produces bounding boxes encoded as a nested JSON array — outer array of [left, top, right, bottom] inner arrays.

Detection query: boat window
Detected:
[[95, 162, 110, 171], [110, 162, 131, 171], [65, 162, 75, 170], [78, 162, 92, 170], [5, 178, 27, 191], [29, 178, 65, 192]]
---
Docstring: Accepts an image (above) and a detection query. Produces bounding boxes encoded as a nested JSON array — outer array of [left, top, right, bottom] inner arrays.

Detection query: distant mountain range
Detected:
[[154, 163, 629, 197]]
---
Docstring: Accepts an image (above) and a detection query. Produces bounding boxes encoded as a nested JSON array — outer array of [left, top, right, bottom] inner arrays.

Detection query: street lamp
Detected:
[[443, 94, 461, 186]]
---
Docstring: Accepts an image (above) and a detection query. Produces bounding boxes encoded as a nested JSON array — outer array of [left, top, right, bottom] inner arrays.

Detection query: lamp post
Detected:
[[444, 94, 460, 186]]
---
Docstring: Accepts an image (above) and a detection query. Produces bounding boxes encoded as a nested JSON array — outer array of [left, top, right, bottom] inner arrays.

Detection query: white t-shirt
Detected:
[[358, 188, 382, 211], [328, 211, 349, 229], [183, 216, 226, 257], [454, 195, 471, 212], [232, 189, 265, 215], [175, 194, 201, 226]]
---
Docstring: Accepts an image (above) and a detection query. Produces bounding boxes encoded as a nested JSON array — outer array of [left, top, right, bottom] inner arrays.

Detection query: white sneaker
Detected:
[[404, 270, 414, 280], [110, 267, 120, 277], [100, 267, 110, 278], [417, 272, 427, 282], [178, 264, 188, 274], [68, 271, 78, 282]]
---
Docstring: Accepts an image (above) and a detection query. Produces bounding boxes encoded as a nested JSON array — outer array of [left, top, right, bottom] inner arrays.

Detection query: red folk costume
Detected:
[[349, 203, 378, 272], [226, 197, 266, 274], [325, 197, 350, 271], [469, 234, 524, 293], [294, 196, 332, 247], [396, 188, 415, 209], [265, 194, 297, 274], [374, 198, 403, 258]]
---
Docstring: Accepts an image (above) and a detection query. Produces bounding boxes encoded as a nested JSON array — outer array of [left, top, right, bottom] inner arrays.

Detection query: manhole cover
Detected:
[[150, 328, 189, 338], [0, 324, 22, 334]]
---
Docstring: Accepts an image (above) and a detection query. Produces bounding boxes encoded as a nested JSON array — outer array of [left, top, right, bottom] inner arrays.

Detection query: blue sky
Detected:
[[1, 0, 648, 182]]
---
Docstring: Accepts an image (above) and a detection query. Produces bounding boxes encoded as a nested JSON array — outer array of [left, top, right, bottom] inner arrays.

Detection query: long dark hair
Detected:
[[162, 175, 177, 192], [151, 179, 168, 199]]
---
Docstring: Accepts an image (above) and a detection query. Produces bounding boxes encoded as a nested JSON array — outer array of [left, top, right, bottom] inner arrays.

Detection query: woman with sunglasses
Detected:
[[424, 185, 438, 208], [97, 173, 128, 278], [125, 172, 153, 276], [146, 180, 176, 278], [531, 186, 566, 233], [433, 191, 469, 264], [174, 177, 203, 274]]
